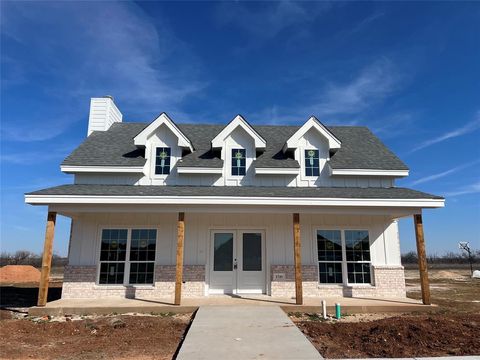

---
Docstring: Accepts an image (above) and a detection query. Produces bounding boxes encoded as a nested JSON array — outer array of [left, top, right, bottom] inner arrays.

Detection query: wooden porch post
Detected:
[[293, 213, 303, 305], [37, 211, 57, 306], [414, 212, 431, 305], [174, 212, 185, 305]]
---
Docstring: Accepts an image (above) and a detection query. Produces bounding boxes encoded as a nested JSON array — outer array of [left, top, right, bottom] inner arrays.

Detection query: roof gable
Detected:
[[283, 116, 341, 152], [133, 113, 193, 151], [211, 115, 267, 149]]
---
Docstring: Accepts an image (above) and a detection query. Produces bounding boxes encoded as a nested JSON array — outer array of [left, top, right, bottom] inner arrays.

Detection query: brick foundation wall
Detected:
[[62, 265, 205, 299], [62, 264, 405, 300], [270, 265, 406, 299]]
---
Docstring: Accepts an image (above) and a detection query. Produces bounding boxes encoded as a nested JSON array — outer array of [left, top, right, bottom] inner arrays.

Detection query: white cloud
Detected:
[[409, 160, 480, 186], [1, 1, 204, 141], [248, 58, 403, 124], [315, 58, 401, 116], [444, 181, 480, 197], [215, 1, 331, 43], [409, 111, 480, 153]]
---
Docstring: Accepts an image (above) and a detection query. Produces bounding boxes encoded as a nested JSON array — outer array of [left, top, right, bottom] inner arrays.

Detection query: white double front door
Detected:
[[209, 230, 266, 294]]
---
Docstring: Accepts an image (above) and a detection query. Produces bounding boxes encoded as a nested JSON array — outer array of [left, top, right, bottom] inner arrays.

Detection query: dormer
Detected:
[[134, 113, 193, 184], [283, 116, 341, 185], [210, 115, 267, 185], [134, 113, 193, 151], [211, 115, 266, 150], [283, 116, 341, 153]]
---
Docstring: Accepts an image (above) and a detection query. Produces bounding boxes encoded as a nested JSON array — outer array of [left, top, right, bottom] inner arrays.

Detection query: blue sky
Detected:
[[1, 1, 479, 257]]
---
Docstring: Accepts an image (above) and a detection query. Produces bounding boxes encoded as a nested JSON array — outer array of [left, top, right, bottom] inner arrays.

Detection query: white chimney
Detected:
[[87, 96, 123, 136]]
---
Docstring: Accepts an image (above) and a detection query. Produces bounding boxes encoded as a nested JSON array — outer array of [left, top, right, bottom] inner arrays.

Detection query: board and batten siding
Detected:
[[68, 212, 401, 272]]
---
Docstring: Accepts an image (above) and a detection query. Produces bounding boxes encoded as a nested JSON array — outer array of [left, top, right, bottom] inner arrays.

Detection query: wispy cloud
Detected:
[[409, 160, 480, 186], [1, 1, 205, 141], [249, 57, 404, 125], [315, 58, 402, 116], [444, 181, 480, 197], [215, 1, 331, 44], [409, 111, 480, 153], [0, 149, 68, 165]]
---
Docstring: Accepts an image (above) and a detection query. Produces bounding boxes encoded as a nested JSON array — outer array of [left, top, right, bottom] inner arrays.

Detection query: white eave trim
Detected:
[[283, 116, 341, 152], [25, 194, 445, 208], [133, 113, 193, 151], [330, 168, 409, 177], [211, 115, 267, 149], [61, 165, 144, 174], [177, 167, 223, 174], [255, 167, 299, 175]]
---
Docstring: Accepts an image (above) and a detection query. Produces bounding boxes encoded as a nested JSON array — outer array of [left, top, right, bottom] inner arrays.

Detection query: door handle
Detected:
[[233, 259, 237, 270]]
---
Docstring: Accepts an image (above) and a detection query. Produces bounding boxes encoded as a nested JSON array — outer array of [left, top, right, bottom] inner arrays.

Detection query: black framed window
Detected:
[[232, 148, 246, 176], [317, 230, 343, 284], [155, 147, 171, 175], [305, 149, 319, 176], [345, 230, 371, 284], [98, 229, 157, 285], [316, 229, 372, 285], [99, 229, 128, 284], [129, 229, 157, 284]]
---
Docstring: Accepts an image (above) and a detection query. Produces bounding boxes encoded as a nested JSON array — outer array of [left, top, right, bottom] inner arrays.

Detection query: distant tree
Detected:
[[11, 250, 35, 265]]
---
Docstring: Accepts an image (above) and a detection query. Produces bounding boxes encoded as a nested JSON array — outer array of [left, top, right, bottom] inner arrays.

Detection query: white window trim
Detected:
[[303, 149, 320, 178], [151, 146, 171, 180], [314, 227, 373, 287], [96, 226, 158, 287], [230, 148, 247, 178]]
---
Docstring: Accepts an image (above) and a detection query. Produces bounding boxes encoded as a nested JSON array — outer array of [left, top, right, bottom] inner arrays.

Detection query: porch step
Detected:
[[176, 305, 322, 360]]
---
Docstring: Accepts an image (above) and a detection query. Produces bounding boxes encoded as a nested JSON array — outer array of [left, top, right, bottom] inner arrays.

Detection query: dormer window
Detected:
[[232, 149, 246, 176], [305, 149, 319, 176], [155, 147, 171, 175]]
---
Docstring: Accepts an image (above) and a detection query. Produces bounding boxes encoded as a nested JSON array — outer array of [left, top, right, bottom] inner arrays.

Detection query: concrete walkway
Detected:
[[176, 305, 322, 360]]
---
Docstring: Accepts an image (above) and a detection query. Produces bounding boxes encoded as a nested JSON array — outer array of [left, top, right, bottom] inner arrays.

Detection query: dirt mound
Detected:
[[0, 265, 41, 284], [296, 313, 480, 358]]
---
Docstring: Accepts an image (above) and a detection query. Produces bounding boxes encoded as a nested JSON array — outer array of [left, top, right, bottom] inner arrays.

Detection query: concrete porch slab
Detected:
[[28, 295, 436, 316], [176, 306, 323, 360]]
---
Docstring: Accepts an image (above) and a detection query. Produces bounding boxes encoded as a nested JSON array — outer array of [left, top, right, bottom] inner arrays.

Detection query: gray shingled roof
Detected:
[[27, 184, 442, 199], [62, 122, 408, 170]]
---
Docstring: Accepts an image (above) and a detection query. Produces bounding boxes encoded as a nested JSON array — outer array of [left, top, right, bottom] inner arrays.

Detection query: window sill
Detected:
[[94, 284, 155, 290], [345, 284, 375, 288]]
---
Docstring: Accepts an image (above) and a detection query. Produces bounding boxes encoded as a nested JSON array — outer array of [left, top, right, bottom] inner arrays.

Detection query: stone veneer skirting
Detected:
[[62, 265, 205, 299], [270, 265, 406, 298]]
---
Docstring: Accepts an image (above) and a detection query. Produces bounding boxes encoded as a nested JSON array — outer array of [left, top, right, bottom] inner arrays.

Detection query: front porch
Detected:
[[29, 293, 433, 316]]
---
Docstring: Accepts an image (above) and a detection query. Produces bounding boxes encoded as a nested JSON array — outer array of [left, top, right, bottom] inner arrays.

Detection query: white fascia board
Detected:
[[330, 168, 410, 177], [284, 116, 341, 152], [255, 167, 299, 175], [25, 194, 445, 208], [177, 167, 223, 174], [61, 165, 144, 174], [133, 113, 193, 151], [211, 115, 267, 149]]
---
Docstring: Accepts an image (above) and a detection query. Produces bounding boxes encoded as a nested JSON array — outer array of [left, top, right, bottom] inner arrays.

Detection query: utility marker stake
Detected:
[[335, 303, 341, 319], [322, 300, 327, 319]]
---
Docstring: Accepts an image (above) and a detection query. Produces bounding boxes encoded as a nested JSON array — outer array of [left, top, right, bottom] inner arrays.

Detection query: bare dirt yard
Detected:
[[291, 268, 480, 358], [0, 312, 192, 360]]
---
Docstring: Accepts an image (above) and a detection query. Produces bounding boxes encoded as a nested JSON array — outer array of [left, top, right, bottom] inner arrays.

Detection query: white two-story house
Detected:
[[26, 96, 444, 306]]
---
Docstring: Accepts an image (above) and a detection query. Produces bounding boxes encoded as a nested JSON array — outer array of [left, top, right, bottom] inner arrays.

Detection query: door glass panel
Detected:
[[242, 233, 262, 271], [213, 233, 233, 271]]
